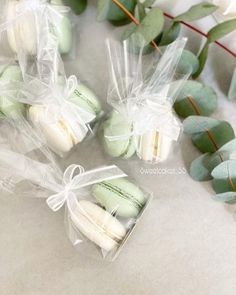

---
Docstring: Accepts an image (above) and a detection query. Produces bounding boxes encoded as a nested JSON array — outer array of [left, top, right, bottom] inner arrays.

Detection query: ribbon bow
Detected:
[[19, 75, 96, 143], [46, 164, 127, 212]]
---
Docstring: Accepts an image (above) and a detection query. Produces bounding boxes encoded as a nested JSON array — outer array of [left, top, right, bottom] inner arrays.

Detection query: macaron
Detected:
[[70, 83, 102, 119], [0, 64, 25, 117], [102, 111, 136, 159], [137, 131, 173, 163], [6, 0, 37, 54], [71, 200, 126, 252], [50, 2, 72, 54], [7, 0, 72, 55], [28, 105, 86, 154], [92, 178, 146, 218]]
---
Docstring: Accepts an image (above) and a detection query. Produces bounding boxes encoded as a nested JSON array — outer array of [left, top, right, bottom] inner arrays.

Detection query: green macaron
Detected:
[[50, 1, 72, 54], [70, 83, 102, 119], [92, 177, 146, 218], [0, 64, 25, 117], [102, 111, 136, 159]]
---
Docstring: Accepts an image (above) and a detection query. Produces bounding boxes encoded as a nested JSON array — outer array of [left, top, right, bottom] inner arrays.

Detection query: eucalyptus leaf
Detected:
[[211, 160, 236, 179], [218, 138, 236, 153], [174, 80, 217, 117], [159, 22, 181, 46], [97, 0, 110, 21], [213, 191, 236, 203], [133, 7, 164, 45], [190, 152, 225, 181], [107, 0, 136, 26], [135, 3, 146, 22], [63, 0, 87, 14], [174, 2, 218, 22], [176, 50, 200, 75], [191, 121, 235, 153], [208, 18, 236, 42], [183, 116, 220, 135], [212, 178, 234, 194], [192, 41, 209, 79], [228, 68, 236, 100], [143, 0, 155, 8]]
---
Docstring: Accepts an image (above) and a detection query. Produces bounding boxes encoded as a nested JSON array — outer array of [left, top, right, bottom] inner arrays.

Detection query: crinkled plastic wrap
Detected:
[[0, 53, 102, 157], [102, 37, 191, 163], [0, 0, 76, 71], [0, 136, 152, 260]]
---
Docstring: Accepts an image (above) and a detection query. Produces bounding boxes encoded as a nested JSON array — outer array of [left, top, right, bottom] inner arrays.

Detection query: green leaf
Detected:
[[212, 178, 234, 194], [212, 160, 236, 199], [159, 22, 181, 46], [97, 0, 110, 21], [208, 18, 236, 42], [109, 0, 136, 26], [213, 192, 236, 203], [174, 2, 218, 22], [211, 160, 236, 179], [174, 80, 217, 118], [63, 0, 87, 15], [133, 7, 164, 45], [97, 0, 136, 25], [183, 116, 220, 135], [191, 121, 235, 153], [135, 3, 146, 22], [228, 68, 236, 100], [143, 0, 155, 8], [192, 41, 209, 79], [176, 49, 200, 75], [190, 152, 225, 181], [218, 138, 236, 153], [122, 25, 157, 55]]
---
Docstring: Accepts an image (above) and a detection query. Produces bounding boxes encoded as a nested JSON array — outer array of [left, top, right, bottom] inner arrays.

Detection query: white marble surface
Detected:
[[1, 1, 236, 295]]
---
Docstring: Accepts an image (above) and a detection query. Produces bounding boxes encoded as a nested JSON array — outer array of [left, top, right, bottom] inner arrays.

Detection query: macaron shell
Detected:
[[18, 10, 37, 54], [6, 1, 37, 54], [92, 178, 146, 218], [28, 105, 75, 154], [6, 1, 18, 53], [0, 64, 24, 117], [0, 65, 22, 81], [103, 112, 136, 159], [51, 13, 72, 54], [71, 84, 102, 118], [137, 131, 172, 162], [71, 200, 126, 252], [158, 134, 173, 162]]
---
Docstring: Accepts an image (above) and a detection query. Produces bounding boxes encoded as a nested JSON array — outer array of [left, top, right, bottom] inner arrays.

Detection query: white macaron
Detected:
[[6, 0, 37, 54], [71, 200, 126, 252], [28, 105, 86, 154], [137, 131, 173, 163]]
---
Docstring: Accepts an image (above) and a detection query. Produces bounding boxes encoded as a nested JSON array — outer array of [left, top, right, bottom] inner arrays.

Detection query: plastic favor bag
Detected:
[[102, 37, 191, 164], [0, 0, 75, 69], [0, 143, 152, 261]]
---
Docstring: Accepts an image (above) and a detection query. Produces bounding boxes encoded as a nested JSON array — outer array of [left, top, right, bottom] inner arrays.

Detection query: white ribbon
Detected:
[[46, 164, 127, 212], [19, 75, 96, 142], [105, 90, 182, 143]]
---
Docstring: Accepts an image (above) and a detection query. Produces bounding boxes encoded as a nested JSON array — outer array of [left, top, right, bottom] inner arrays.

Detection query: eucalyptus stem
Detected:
[[111, 0, 236, 58], [111, 0, 162, 53], [164, 12, 236, 58]]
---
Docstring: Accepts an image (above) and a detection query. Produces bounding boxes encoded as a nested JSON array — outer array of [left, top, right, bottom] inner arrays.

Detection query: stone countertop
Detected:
[[1, 1, 236, 295]]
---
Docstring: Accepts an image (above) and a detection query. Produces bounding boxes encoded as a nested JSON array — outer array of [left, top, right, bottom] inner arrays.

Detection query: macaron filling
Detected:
[[96, 181, 144, 211], [58, 119, 78, 145]]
